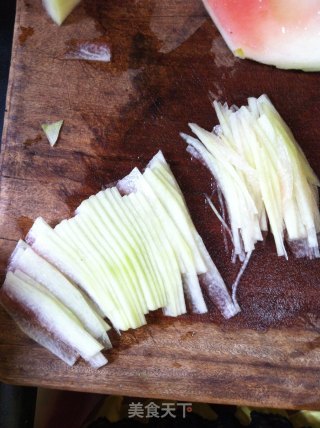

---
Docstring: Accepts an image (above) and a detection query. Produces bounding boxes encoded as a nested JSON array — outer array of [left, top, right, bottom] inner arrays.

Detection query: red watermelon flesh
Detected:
[[203, 0, 320, 71]]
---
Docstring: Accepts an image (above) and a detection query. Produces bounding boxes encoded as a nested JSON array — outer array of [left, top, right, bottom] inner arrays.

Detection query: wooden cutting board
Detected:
[[1, 0, 320, 409]]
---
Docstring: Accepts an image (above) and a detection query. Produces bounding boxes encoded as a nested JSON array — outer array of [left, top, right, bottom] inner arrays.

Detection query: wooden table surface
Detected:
[[1, 0, 320, 409]]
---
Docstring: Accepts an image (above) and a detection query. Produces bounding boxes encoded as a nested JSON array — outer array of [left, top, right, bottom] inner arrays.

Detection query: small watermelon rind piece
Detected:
[[42, 0, 82, 25]]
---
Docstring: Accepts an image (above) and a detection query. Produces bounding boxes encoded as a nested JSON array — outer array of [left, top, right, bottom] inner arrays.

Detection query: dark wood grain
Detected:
[[1, 0, 320, 409]]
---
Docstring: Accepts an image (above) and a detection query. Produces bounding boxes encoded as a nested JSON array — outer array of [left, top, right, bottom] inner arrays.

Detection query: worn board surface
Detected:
[[1, 0, 320, 409]]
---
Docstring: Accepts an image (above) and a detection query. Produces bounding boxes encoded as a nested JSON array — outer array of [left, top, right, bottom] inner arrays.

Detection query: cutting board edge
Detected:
[[1, 371, 319, 411], [0, 0, 22, 166]]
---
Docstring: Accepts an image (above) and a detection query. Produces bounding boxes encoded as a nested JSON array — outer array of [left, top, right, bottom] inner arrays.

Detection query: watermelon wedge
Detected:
[[203, 0, 320, 71]]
